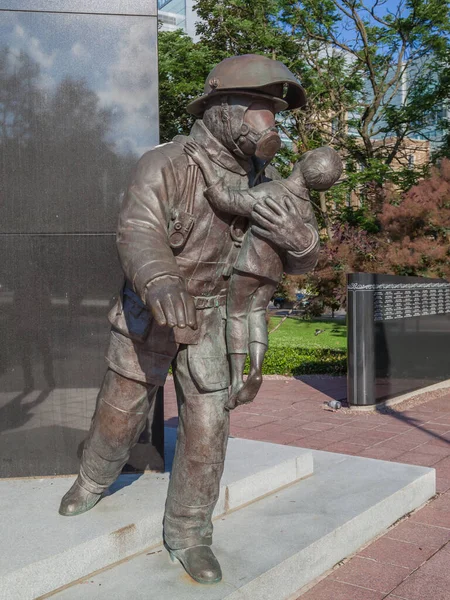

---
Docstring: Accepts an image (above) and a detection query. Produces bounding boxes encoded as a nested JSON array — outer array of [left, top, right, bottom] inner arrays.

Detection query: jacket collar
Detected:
[[190, 120, 252, 175]]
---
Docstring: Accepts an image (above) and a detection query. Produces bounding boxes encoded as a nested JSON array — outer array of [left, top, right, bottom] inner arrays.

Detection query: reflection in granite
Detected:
[[0, 235, 121, 393], [0, 11, 159, 233], [348, 273, 450, 406], [0, 7, 161, 477], [0, 388, 98, 477]]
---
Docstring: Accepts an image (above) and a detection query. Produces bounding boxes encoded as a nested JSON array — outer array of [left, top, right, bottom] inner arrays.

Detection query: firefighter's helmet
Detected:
[[187, 54, 307, 117]]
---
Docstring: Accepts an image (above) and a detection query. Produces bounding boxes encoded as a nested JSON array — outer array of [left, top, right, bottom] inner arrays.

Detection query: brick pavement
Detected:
[[164, 376, 450, 600]]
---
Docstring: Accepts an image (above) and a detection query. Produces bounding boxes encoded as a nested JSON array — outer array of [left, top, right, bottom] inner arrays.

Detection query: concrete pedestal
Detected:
[[53, 450, 435, 600], [0, 433, 313, 600], [0, 432, 435, 600]]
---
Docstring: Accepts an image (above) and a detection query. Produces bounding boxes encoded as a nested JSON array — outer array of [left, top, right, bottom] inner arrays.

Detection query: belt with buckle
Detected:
[[193, 294, 227, 309]]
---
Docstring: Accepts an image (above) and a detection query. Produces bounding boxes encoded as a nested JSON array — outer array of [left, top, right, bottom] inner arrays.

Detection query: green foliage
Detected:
[[434, 117, 450, 162], [159, 0, 450, 197], [195, 0, 300, 65], [337, 207, 380, 234], [158, 0, 450, 313], [191, 0, 450, 194], [304, 159, 450, 306], [158, 30, 217, 142]]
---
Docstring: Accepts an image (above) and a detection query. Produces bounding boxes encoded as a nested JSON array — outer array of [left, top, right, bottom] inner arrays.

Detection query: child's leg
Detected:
[[234, 281, 276, 405], [226, 270, 263, 398]]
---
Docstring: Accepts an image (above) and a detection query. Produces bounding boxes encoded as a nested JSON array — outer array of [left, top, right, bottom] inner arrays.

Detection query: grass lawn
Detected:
[[251, 316, 348, 375], [268, 317, 347, 351]]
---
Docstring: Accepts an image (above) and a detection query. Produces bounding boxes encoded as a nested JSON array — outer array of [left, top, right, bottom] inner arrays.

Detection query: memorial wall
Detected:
[[348, 272, 450, 406], [0, 1, 163, 476]]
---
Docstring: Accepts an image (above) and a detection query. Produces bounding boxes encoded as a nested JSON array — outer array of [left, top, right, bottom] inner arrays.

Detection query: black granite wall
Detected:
[[0, 1, 163, 476], [347, 273, 450, 406]]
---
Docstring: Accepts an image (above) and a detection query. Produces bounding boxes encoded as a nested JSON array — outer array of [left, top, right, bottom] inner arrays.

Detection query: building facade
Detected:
[[158, 0, 198, 40]]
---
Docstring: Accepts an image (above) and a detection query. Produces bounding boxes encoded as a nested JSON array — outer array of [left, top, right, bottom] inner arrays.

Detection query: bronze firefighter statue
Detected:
[[59, 54, 342, 585]]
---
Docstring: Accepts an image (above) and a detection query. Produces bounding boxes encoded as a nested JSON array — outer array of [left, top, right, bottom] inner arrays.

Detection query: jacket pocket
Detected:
[[187, 353, 230, 392], [108, 284, 152, 344]]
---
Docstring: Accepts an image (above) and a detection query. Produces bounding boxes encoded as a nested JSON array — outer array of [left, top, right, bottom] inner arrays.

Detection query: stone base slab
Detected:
[[0, 433, 313, 600], [52, 450, 435, 600]]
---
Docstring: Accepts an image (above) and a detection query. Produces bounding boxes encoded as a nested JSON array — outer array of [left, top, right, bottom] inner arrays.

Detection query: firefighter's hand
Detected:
[[251, 196, 316, 253], [145, 275, 197, 329]]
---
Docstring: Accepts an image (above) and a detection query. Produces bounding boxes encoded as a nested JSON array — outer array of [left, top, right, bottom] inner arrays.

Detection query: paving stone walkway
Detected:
[[165, 376, 450, 600]]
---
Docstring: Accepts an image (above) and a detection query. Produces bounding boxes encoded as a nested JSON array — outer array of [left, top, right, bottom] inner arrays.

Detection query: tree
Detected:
[[158, 29, 217, 142], [160, 1, 450, 197], [158, 2, 450, 307], [194, 0, 450, 185], [194, 0, 362, 173], [283, 0, 450, 195], [379, 159, 450, 279], [302, 158, 450, 308]]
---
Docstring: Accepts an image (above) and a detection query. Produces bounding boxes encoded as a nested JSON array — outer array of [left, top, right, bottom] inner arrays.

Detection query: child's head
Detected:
[[291, 147, 343, 191]]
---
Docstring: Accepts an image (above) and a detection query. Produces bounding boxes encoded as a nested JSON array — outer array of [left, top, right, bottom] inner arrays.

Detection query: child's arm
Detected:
[[184, 140, 255, 217], [184, 140, 221, 187]]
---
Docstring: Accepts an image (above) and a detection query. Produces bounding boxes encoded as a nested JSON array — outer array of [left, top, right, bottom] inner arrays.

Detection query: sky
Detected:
[[335, 0, 412, 47]]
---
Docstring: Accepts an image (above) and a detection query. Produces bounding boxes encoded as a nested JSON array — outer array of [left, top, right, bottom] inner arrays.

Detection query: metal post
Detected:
[[347, 273, 376, 406]]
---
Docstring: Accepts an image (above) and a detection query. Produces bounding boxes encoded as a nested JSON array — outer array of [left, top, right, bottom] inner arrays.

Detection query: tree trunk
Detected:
[[319, 191, 334, 241]]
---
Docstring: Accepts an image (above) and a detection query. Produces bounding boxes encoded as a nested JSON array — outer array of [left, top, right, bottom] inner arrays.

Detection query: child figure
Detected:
[[184, 141, 342, 406]]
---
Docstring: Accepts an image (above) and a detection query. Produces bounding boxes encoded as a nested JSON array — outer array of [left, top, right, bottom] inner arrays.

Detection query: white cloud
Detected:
[[9, 21, 56, 71], [6, 44, 55, 93], [14, 24, 25, 38], [71, 42, 89, 59], [98, 21, 159, 153], [28, 37, 55, 69], [6, 46, 20, 69]]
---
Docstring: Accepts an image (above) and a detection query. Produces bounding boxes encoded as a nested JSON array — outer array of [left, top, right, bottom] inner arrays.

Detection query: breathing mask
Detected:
[[236, 123, 281, 161], [219, 96, 281, 162]]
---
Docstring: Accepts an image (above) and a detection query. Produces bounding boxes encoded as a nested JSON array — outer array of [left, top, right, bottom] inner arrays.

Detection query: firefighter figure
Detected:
[[59, 54, 320, 585]]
